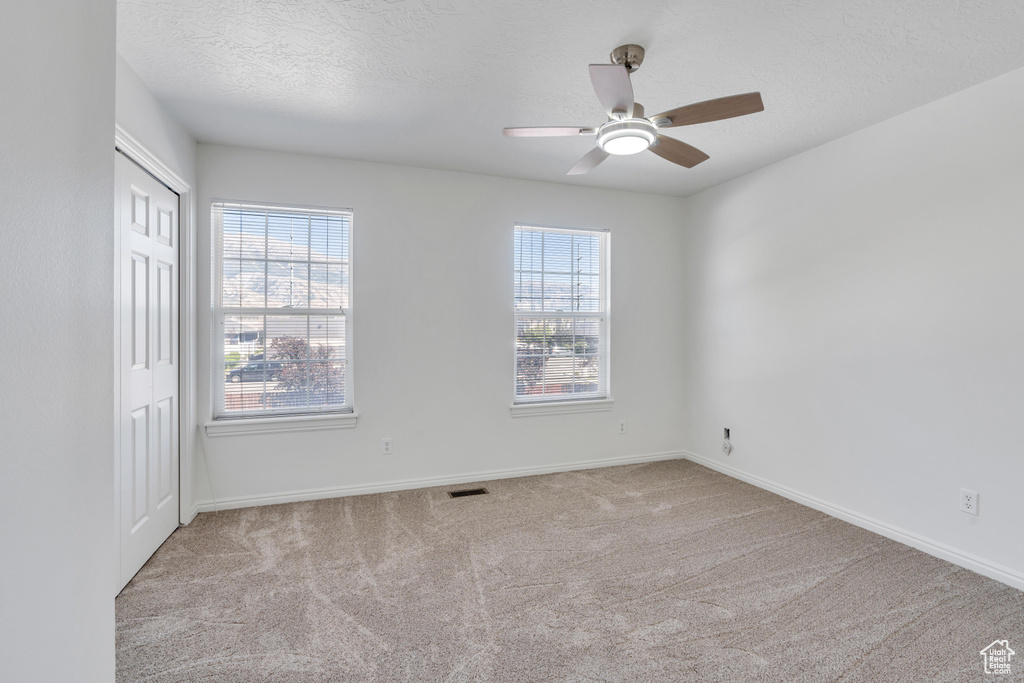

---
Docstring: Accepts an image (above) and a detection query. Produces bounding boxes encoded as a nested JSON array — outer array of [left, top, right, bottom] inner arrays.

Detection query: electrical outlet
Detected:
[[960, 489, 979, 515], [618, 420, 626, 435], [382, 437, 393, 455]]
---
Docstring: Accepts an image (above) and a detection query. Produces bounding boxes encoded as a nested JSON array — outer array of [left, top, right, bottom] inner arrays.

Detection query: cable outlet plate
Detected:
[[960, 489, 978, 515]]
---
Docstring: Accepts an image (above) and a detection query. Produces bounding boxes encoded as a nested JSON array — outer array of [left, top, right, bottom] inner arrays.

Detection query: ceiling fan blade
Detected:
[[503, 126, 596, 137], [567, 147, 610, 175], [589, 64, 634, 119], [649, 135, 710, 168], [652, 92, 764, 128]]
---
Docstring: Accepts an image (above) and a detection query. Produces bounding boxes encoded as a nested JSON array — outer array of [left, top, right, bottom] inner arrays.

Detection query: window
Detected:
[[213, 202, 351, 418], [514, 225, 609, 403]]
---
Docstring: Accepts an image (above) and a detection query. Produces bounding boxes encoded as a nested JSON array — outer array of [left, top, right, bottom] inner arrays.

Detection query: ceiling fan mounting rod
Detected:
[[610, 44, 645, 72]]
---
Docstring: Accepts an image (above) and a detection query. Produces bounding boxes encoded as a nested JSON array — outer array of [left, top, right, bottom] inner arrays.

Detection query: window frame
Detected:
[[211, 200, 354, 422], [512, 223, 611, 408]]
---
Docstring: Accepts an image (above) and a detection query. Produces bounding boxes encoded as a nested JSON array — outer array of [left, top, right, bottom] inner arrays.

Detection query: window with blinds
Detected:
[[213, 202, 352, 417], [514, 225, 609, 403]]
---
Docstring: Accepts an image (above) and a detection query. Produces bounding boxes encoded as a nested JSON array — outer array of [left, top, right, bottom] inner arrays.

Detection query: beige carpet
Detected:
[[116, 460, 1023, 682]]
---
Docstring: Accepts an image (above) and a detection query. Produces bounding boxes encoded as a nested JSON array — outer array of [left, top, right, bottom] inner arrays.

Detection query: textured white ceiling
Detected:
[[117, 0, 1024, 197]]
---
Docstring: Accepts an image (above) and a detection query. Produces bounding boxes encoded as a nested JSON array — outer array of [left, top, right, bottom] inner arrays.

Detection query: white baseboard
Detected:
[[192, 450, 685, 514], [682, 450, 1024, 593]]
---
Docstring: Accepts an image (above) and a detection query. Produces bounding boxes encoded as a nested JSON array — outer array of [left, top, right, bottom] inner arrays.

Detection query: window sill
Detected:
[[205, 412, 358, 437], [510, 398, 614, 418]]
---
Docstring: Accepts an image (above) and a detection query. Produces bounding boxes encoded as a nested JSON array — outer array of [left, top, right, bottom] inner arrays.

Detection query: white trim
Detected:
[[115, 125, 190, 190], [114, 124, 196, 528], [205, 411, 358, 437], [510, 398, 615, 417], [514, 223, 611, 235], [193, 450, 683, 512], [681, 450, 1024, 592], [210, 198, 353, 215], [112, 151, 123, 595]]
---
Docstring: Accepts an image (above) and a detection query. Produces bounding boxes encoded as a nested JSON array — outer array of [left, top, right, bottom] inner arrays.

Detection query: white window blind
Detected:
[[514, 225, 609, 403], [213, 202, 352, 418]]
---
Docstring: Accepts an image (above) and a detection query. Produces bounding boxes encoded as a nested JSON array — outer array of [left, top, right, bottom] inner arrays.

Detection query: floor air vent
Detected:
[[448, 488, 488, 498]]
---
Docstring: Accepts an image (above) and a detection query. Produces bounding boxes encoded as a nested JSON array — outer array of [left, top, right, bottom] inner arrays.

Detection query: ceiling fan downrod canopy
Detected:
[[610, 44, 645, 73]]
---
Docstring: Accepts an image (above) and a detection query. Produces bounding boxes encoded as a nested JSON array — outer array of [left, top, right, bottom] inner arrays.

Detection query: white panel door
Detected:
[[116, 151, 179, 592]]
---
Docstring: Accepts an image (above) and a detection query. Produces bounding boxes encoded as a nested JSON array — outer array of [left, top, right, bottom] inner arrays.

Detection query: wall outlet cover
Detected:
[[960, 489, 979, 515], [722, 440, 732, 455]]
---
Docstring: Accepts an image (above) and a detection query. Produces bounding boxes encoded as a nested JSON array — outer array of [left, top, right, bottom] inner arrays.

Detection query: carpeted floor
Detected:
[[116, 460, 1023, 682]]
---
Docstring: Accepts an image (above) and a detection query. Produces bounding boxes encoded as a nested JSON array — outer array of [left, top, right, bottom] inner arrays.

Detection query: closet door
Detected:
[[116, 151, 179, 592]]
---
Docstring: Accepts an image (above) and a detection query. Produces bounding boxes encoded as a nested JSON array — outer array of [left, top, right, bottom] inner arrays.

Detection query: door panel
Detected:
[[156, 397, 173, 504], [157, 207, 173, 246], [131, 190, 148, 234], [157, 262, 173, 364], [131, 253, 148, 370], [117, 151, 180, 592], [130, 405, 149, 528]]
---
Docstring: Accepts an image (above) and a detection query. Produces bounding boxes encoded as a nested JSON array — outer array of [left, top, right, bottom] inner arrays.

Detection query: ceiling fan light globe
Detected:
[[602, 134, 651, 155], [596, 119, 657, 156]]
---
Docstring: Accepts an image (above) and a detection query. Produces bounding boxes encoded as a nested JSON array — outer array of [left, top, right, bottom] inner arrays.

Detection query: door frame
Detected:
[[114, 125, 197, 549]]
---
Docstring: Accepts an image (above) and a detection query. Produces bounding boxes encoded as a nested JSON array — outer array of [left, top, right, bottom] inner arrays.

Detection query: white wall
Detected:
[[681, 65, 1024, 587], [0, 1, 116, 681], [194, 145, 688, 508], [116, 54, 197, 187]]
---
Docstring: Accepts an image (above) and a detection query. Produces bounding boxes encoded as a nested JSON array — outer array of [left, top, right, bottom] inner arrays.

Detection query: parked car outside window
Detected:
[[226, 361, 284, 383]]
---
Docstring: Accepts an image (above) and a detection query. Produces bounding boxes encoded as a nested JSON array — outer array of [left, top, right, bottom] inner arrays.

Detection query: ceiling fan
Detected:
[[503, 44, 764, 175]]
